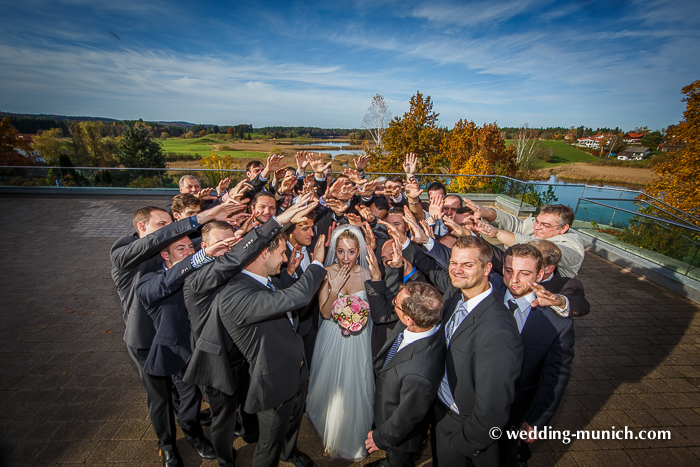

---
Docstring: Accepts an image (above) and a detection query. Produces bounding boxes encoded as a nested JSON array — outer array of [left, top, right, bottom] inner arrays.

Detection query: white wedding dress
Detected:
[[306, 290, 375, 461]]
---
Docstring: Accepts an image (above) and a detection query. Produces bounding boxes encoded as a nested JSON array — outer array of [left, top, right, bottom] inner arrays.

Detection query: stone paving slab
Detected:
[[0, 197, 699, 466]]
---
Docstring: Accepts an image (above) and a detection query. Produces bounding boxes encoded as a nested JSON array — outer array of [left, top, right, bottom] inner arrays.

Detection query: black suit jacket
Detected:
[[372, 323, 446, 452], [111, 218, 196, 349], [218, 264, 327, 413], [136, 258, 198, 376], [279, 244, 319, 338], [182, 219, 283, 395]]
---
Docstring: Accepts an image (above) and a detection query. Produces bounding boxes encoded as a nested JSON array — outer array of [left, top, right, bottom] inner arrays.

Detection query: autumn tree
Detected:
[[646, 80, 700, 217], [374, 91, 445, 173], [116, 124, 165, 168], [32, 128, 65, 165], [0, 117, 31, 165]]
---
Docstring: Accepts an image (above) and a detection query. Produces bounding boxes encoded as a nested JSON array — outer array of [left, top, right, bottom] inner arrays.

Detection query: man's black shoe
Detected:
[[286, 450, 315, 467], [364, 459, 387, 467], [199, 408, 212, 427], [161, 449, 183, 467], [191, 438, 217, 459]]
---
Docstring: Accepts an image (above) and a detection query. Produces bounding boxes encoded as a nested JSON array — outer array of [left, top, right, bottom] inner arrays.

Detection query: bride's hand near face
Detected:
[[319, 265, 351, 319]]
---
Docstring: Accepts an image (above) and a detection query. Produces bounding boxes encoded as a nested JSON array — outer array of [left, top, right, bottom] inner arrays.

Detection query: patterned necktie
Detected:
[[508, 299, 519, 314], [445, 302, 467, 344], [266, 277, 277, 292], [383, 332, 404, 367]]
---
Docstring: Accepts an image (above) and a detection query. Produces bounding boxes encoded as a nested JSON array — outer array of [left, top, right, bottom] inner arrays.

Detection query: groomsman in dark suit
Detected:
[[399, 236, 523, 467], [217, 230, 328, 467], [493, 244, 575, 467], [365, 282, 446, 467], [110, 203, 239, 465], [136, 236, 235, 464], [181, 200, 316, 467]]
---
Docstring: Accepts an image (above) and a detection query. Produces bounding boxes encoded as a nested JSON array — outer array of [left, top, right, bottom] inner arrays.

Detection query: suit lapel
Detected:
[[520, 306, 547, 349], [375, 322, 407, 365], [449, 290, 499, 343]]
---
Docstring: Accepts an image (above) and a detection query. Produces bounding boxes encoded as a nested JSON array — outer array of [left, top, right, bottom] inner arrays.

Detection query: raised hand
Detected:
[[405, 177, 423, 200], [295, 151, 309, 174], [306, 152, 332, 174], [388, 238, 403, 268], [276, 193, 313, 224], [529, 282, 567, 308], [286, 246, 303, 276], [325, 198, 349, 216], [277, 173, 296, 195], [325, 222, 339, 247], [342, 168, 368, 186], [338, 182, 358, 200], [261, 154, 285, 179], [216, 177, 231, 197], [356, 204, 376, 222], [346, 213, 364, 227], [472, 219, 499, 238], [404, 215, 428, 244], [290, 200, 319, 224], [353, 154, 370, 171], [313, 234, 326, 264], [403, 205, 418, 224], [204, 237, 238, 258], [198, 200, 241, 224], [366, 249, 381, 281], [197, 187, 216, 200], [428, 193, 444, 222], [357, 179, 378, 198], [227, 212, 251, 229], [420, 219, 435, 239], [327, 178, 346, 200], [403, 152, 417, 177], [228, 180, 253, 203], [377, 219, 408, 246], [443, 217, 472, 237], [361, 221, 377, 251]]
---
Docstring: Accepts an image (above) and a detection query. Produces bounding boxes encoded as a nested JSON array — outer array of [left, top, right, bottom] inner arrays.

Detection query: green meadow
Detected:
[[505, 140, 597, 168], [160, 136, 267, 158]]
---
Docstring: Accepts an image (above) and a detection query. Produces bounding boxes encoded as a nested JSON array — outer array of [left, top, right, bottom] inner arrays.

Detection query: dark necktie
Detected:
[[383, 332, 404, 367], [507, 299, 519, 314]]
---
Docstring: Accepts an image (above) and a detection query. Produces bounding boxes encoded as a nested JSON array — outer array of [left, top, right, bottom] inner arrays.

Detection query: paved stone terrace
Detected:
[[0, 197, 699, 467]]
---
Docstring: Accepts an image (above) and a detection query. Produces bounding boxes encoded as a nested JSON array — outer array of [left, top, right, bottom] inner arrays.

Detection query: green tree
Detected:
[[374, 91, 445, 173], [32, 128, 65, 165], [116, 124, 165, 168], [646, 80, 700, 218], [640, 131, 663, 149]]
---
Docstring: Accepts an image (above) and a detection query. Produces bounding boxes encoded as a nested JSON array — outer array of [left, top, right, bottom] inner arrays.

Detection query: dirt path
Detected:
[[533, 162, 657, 187]]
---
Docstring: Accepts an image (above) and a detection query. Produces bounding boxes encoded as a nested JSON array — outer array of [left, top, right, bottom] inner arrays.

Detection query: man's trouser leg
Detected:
[[127, 345, 176, 451], [201, 384, 238, 467], [171, 373, 205, 444]]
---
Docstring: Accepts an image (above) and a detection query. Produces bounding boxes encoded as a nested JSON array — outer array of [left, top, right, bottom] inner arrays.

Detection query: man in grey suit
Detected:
[[110, 202, 240, 465], [217, 229, 327, 467], [365, 281, 446, 467], [400, 236, 523, 466]]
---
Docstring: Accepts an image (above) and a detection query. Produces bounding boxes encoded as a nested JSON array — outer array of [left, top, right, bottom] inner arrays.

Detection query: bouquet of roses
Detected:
[[331, 295, 370, 336]]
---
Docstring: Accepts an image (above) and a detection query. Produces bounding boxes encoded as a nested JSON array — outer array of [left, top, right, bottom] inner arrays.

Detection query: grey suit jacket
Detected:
[[218, 263, 327, 413], [182, 219, 283, 395], [110, 218, 196, 349]]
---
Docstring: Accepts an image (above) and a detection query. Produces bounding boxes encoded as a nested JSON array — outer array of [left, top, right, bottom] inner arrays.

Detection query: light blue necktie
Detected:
[[445, 302, 468, 345]]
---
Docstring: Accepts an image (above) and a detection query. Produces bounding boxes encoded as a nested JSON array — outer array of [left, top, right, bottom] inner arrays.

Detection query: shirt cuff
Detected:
[[550, 295, 570, 317], [401, 238, 411, 250], [315, 175, 326, 182], [190, 248, 215, 269], [425, 237, 435, 251], [259, 174, 269, 182], [311, 260, 323, 268]]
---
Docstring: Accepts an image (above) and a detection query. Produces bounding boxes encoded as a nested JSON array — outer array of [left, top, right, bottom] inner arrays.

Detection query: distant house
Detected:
[[576, 134, 608, 148], [658, 142, 686, 152], [623, 132, 644, 144], [617, 147, 650, 161]]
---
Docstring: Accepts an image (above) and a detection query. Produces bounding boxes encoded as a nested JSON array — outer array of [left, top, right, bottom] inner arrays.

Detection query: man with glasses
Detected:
[[465, 201, 584, 278]]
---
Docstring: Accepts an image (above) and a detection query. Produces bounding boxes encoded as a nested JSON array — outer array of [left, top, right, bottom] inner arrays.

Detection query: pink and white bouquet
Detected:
[[331, 295, 370, 336]]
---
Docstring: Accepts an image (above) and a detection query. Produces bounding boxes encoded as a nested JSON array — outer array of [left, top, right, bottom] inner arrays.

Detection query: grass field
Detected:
[[160, 136, 267, 158], [506, 140, 597, 168]]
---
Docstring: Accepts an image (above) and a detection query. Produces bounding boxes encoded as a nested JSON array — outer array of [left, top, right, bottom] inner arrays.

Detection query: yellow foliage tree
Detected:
[[199, 153, 240, 188], [32, 128, 65, 165], [452, 151, 492, 192], [646, 80, 700, 218]]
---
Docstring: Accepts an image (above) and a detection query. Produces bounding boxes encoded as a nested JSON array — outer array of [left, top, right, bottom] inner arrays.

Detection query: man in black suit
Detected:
[[400, 236, 523, 466], [217, 230, 327, 467], [136, 236, 235, 464], [365, 282, 446, 467], [110, 202, 239, 465], [494, 244, 575, 467], [181, 199, 316, 467]]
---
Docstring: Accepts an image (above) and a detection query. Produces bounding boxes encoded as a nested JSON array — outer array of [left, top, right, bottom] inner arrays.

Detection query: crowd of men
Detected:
[[110, 151, 589, 467]]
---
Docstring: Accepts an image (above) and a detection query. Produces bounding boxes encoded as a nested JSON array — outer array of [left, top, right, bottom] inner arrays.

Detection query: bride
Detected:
[[306, 224, 374, 461]]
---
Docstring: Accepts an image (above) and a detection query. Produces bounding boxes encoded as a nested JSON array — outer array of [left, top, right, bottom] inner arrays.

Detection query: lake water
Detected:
[[297, 141, 361, 159]]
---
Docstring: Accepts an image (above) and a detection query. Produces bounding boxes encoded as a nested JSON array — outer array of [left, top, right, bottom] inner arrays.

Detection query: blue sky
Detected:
[[1, 0, 698, 131]]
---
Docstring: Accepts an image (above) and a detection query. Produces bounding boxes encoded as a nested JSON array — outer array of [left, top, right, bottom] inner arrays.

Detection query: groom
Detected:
[[216, 230, 327, 467]]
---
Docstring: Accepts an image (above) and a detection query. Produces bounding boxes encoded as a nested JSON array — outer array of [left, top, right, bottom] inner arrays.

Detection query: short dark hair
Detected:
[[132, 206, 170, 231], [387, 207, 404, 217], [427, 182, 447, 197], [246, 160, 263, 172], [456, 206, 474, 215], [504, 243, 544, 272], [540, 204, 574, 228], [400, 282, 444, 328], [452, 236, 492, 267], [265, 231, 288, 254], [528, 239, 562, 268], [201, 221, 234, 245], [251, 191, 276, 209], [171, 193, 201, 215], [372, 197, 390, 212], [444, 194, 463, 207], [386, 176, 404, 185]]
